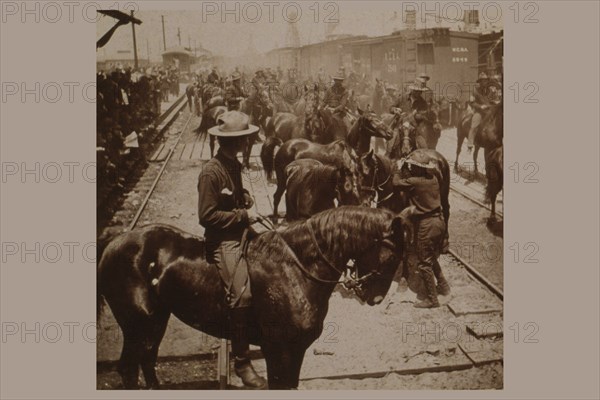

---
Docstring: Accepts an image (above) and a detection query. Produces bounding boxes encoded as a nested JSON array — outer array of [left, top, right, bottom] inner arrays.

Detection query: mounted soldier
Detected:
[[207, 66, 221, 86], [198, 111, 266, 388], [466, 71, 494, 152], [321, 71, 352, 131], [251, 69, 267, 91], [392, 151, 451, 308], [224, 73, 246, 111]]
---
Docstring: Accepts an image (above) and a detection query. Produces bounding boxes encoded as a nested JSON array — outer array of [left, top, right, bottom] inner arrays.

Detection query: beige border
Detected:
[[1, 1, 599, 399]]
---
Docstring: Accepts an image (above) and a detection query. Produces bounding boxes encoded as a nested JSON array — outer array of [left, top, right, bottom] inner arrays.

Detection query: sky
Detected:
[[97, 2, 503, 62]]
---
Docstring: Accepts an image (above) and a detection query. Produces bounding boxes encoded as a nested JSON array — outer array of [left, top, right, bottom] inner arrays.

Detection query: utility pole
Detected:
[[177, 27, 181, 46], [161, 15, 166, 51], [131, 11, 139, 69], [146, 39, 150, 64]]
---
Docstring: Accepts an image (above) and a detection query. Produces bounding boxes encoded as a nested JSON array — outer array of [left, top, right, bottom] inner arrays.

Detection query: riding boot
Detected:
[[433, 261, 451, 296], [414, 269, 440, 308], [230, 308, 267, 389]]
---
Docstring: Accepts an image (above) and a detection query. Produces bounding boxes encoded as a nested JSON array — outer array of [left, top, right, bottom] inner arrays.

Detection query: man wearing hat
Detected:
[[198, 111, 266, 388], [322, 72, 348, 111], [207, 66, 220, 85], [466, 71, 493, 152], [322, 73, 351, 130], [225, 73, 246, 111], [251, 69, 266, 91], [392, 151, 451, 308]]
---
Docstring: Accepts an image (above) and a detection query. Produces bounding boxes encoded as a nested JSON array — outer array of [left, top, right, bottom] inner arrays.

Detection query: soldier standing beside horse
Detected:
[[392, 152, 451, 308]]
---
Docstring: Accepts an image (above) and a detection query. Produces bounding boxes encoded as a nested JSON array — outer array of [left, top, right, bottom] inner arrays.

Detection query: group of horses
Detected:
[[98, 78, 504, 390]]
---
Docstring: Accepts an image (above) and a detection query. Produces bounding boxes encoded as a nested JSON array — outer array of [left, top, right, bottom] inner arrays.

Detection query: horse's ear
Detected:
[[366, 148, 374, 160], [367, 103, 372, 112], [357, 106, 364, 115]]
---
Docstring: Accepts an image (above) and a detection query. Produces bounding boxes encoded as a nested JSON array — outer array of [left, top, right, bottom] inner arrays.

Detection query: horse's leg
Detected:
[[455, 127, 465, 172], [287, 347, 307, 389], [473, 145, 480, 176], [210, 135, 215, 158], [140, 311, 170, 389], [262, 344, 295, 390], [117, 329, 144, 389], [272, 173, 285, 222]]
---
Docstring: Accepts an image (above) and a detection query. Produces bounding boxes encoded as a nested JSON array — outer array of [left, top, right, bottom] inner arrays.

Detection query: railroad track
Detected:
[[97, 96, 190, 236], [450, 183, 504, 219], [127, 111, 194, 231]]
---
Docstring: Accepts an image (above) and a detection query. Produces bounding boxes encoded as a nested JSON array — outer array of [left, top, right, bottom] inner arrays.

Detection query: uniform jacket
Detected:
[[323, 85, 348, 110], [197, 151, 250, 243], [392, 174, 441, 216]]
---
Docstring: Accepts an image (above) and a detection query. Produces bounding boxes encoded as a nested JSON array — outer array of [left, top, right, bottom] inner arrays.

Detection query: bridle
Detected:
[[358, 154, 394, 206], [256, 216, 400, 300]]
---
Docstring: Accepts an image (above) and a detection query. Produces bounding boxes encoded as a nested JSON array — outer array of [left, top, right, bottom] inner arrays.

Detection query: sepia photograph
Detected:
[[95, 1, 504, 390]]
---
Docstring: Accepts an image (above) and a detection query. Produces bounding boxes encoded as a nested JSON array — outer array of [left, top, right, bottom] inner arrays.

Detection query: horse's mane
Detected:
[[255, 207, 395, 264]]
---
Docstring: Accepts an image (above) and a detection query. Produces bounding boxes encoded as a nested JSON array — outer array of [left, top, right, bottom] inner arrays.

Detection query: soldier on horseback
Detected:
[[198, 111, 266, 388], [321, 72, 352, 130], [225, 73, 246, 111], [392, 152, 451, 308], [466, 72, 493, 152], [207, 66, 221, 86], [252, 69, 267, 91]]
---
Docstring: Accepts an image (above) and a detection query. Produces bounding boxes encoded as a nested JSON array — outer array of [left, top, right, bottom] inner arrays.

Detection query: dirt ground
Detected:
[[97, 113, 503, 390]]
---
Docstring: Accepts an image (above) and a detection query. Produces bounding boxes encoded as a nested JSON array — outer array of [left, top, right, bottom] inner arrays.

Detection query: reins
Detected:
[[255, 214, 394, 292], [256, 216, 342, 285], [360, 153, 394, 206]]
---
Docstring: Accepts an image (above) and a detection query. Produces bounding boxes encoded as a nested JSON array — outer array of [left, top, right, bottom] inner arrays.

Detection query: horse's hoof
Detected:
[[487, 217, 497, 226]]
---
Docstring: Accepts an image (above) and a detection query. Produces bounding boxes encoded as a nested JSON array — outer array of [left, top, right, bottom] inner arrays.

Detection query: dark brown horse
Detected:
[[264, 112, 308, 142], [356, 148, 451, 252], [196, 105, 227, 158], [260, 138, 359, 221], [284, 159, 359, 221], [239, 89, 273, 169], [345, 109, 393, 155], [412, 112, 440, 150], [484, 145, 503, 225], [97, 206, 408, 389], [455, 101, 503, 173]]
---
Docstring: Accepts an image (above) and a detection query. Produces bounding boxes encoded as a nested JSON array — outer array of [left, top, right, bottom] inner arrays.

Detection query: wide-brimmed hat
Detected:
[[408, 84, 425, 92], [231, 72, 241, 81], [416, 73, 430, 82], [477, 71, 489, 83], [208, 111, 259, 137], [405, 151, 436, 169]]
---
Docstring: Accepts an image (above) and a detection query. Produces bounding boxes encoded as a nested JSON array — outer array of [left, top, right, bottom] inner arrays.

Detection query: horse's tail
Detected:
[[260, 136, 283, 179], [96, 229, 120, 323], [484, 146, 503, 204]]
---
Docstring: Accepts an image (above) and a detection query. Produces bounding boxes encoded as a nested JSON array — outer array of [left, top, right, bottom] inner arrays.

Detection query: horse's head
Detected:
[[356, 149, 379, 207], [356, 107, 393, 140], [329, 167, 360, 206], [351, 208, 410, 305], [305, 110, 325, 143], [400, 120, 415, 157]]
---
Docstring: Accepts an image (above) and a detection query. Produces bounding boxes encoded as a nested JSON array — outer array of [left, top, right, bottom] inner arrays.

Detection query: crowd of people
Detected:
[[96, 65, 180, 196]]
